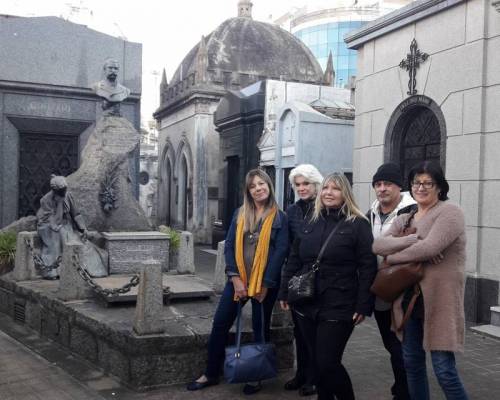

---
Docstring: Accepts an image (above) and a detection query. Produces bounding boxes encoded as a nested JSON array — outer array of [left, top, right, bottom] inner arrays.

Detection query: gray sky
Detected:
[[2, 0, 311, 125]]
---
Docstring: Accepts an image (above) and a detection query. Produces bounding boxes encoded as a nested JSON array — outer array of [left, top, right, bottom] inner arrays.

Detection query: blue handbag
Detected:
[[223, 301, 277, 384]]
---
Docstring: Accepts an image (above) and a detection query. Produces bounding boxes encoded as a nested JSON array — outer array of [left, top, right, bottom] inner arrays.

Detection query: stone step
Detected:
[[490, 306, 500, 327], [470, 324, 500, 340], [94, 273, 213, 303]]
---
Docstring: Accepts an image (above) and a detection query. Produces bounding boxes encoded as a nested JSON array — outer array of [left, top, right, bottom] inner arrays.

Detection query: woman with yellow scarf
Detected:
[[187, 169, 289, 395]]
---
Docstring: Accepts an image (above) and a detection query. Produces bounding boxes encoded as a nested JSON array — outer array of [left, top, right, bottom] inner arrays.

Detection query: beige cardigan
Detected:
[[372, 201, 466, 353]]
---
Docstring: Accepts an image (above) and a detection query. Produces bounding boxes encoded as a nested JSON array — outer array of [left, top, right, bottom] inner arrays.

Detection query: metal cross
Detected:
[[399, 39, 429, 96]]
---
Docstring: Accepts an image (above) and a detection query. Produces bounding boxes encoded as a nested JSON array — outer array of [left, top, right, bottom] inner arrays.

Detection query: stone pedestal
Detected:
[[176, 231, 194, 274], [57, 241, 93, 301], [133, 261, 165, 335], [12, 232, 40, 281], [213, 240, 226, 293], [102, 232, 169, 274]]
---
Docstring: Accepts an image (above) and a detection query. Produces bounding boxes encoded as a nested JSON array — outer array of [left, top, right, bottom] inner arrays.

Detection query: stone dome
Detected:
[[159, 17, 325, 108]]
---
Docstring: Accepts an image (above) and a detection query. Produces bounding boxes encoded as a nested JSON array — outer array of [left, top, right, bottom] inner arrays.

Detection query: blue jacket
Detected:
[[224, 209, 289, 289]]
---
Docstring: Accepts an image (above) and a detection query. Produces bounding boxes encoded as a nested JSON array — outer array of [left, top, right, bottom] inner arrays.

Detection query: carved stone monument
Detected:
[[66, 116, 151, 232]]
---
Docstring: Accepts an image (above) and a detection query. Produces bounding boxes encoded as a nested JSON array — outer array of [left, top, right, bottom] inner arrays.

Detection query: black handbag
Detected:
[[224, 302, 277, 384], [287, 220, 343, 306]]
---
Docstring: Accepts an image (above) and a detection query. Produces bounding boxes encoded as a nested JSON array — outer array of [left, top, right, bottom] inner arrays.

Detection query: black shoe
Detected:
[[299, 384, 317, 396], [186, 378, 219, 391], [243, 382, 262, 395], [284, 377, 303, 391]]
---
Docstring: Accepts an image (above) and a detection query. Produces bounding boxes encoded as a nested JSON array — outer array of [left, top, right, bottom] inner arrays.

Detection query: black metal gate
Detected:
[[400, 107, 441, 188], [18, 133, 79, 217]]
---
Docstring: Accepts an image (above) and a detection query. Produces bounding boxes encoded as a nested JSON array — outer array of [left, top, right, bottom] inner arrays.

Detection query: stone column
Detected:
[[176, 231, 195, 274], [213, 240, 226, 293], [57, 241, 93, 301], [12, 232, 40, 281], [134, 260, 165, 335]]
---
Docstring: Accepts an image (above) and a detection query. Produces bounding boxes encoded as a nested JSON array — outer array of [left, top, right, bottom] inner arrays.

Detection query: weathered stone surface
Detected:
[[66, 116, 151, 232], [0, 216, 37, 234], [133, 261, 165, 335], [103, 232, 169, 274], [57, 241, 93, 301], [176, 231, 195, 274], [213, 240, 226, 293], [12, 232, 40, 281]]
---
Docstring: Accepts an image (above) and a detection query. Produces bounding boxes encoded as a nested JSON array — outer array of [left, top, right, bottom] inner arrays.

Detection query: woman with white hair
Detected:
[[283, 164, 323, 396]]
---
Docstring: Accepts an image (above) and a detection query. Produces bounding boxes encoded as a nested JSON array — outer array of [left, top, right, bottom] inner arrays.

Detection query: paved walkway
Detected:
[[1, 246, 499, 399]]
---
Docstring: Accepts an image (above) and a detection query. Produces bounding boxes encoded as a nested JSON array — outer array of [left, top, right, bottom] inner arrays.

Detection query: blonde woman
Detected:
[[279, 173, 377, 400], [284, 164, 323, 396], [187, 169, 289, 395]]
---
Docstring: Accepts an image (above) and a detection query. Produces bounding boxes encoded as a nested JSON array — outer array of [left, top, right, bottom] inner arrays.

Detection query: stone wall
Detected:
[[346, 0, 500, 322]]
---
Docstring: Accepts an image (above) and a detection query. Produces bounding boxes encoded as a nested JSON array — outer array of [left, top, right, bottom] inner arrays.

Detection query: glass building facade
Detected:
[[295, 21, 366, 87]]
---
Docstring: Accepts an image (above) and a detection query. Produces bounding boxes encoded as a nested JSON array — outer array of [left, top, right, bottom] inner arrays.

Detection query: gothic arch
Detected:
[[384, 95, 447, 187], [158, 140, 176, 225], [175, 137, 194, 230]]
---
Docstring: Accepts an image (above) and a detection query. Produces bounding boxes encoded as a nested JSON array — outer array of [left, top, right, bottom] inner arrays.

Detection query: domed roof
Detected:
[[165, 17, 324, 101], [176, 18, 323, 84]]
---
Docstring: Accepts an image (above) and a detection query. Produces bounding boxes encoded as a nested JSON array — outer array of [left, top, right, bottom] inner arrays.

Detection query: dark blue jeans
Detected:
[[204, 281, 278, 379], [402, 314, 469, 400]]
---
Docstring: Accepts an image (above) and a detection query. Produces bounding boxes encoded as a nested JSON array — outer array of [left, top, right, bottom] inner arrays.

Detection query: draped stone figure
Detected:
[[36, 175, 108, 279]]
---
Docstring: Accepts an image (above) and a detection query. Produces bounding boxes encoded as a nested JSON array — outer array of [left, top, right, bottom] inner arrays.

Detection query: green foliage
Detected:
[[0, 231, 16, 265], [158, 225, 181, 251]]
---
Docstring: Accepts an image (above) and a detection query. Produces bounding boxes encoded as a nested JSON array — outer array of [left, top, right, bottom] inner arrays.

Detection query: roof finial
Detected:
[[323, 50, 335, 87], [237, 0, 253, 19]]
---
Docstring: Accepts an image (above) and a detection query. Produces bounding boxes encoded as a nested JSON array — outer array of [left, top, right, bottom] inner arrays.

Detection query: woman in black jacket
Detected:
[[284, 164, 323, 396], [279, 173, 377, 400]]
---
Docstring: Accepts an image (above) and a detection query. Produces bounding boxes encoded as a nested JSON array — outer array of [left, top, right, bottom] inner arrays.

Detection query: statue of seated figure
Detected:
[[36, 175, 108, 279]]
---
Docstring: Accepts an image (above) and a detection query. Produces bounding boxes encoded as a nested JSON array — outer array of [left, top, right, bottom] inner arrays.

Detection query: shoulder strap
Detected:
[[311, 218, 345, 271]]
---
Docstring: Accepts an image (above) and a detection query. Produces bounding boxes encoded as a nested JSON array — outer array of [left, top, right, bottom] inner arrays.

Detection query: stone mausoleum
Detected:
[[0, 14, 142, 228], [154, 1, 327, 243], [345, 0, 500, 323]]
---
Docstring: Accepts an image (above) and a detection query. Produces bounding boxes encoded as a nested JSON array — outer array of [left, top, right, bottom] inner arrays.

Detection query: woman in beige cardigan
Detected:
[[373, 161, 468, 400]]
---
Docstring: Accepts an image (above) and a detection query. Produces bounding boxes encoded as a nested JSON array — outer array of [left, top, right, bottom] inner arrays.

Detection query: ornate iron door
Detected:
[[18, 133, 79, 217], [400, 107, 441, 187]]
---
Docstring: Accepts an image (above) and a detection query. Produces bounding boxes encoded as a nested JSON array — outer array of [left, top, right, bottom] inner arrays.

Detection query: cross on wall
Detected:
[[399, 38, 429, 96]]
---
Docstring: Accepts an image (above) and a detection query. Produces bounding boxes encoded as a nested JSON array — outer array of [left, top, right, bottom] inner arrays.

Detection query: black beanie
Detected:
[[372, 162, 403, 187]]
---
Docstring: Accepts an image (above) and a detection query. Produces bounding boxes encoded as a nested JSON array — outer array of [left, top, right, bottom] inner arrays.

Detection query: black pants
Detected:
[[296, 313, 355, 400], [291, 310, 315, 385], [374, 309, 410, 400]]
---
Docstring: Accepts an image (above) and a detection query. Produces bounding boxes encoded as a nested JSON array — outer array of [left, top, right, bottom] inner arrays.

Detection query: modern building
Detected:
[[345, 0, 500, 325], [0, 14, 142, 228], [274, 0, 412, 87], [154, 1, 329, 243]]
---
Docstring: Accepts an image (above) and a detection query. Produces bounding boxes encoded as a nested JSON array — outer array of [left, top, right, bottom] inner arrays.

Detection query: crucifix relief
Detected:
[[399, 39, 429, 96]]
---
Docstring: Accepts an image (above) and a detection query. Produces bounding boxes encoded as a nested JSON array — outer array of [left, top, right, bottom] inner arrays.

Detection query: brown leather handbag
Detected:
[[370, 210, 424, 303]]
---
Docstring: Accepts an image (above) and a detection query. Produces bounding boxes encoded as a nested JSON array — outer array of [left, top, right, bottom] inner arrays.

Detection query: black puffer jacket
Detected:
[[286, 198, 315, 244], [279, 208, 377, 321]]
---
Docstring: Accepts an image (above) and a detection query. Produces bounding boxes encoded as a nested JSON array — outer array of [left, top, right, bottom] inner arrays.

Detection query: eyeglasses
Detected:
[[411, 181, 435, 189]]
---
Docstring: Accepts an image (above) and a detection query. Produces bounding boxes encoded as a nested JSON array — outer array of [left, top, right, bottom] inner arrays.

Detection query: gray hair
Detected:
[[289, 164, 324, 196]]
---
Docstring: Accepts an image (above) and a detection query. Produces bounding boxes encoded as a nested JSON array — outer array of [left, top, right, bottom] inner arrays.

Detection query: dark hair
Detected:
[[408, 161, 449, 201]]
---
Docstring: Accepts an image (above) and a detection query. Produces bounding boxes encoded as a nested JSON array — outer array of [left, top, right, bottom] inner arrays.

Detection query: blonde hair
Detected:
[[289, 164, 323, 198], [312, 173, 367, 222], [240, 169, 278, 232]]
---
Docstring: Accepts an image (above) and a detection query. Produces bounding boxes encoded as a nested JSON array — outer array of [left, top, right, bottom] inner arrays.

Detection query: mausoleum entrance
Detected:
[[384, 95, 446, 188], [19, 133, 79, 217]]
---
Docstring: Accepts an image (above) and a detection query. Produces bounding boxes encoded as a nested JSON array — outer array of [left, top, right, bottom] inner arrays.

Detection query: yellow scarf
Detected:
[[235, 206, 277, 299]]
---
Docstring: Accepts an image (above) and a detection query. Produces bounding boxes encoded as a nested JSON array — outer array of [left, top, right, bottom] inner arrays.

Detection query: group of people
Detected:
[[187, 161, 469, 400]]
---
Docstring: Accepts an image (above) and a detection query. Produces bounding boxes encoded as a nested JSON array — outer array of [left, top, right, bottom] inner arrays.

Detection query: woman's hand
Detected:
[[352, 313, 365, 325], [280, 300, 289, 311], [429, 253, 444, 265], [231, 276, 248, 299], [254, 287, 268, 303]]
